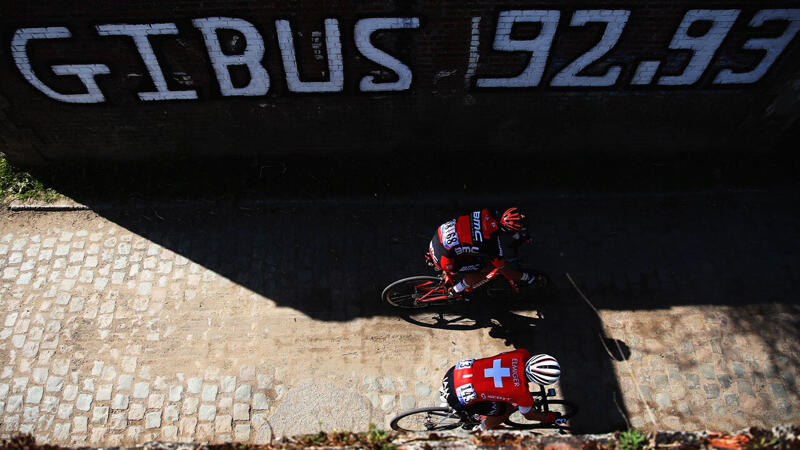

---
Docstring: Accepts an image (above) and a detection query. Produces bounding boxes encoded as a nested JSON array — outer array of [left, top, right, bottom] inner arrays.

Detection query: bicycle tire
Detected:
[[382, 276, 454, 309], [504, 400, 578, 430], [390, 407, 464, 432]]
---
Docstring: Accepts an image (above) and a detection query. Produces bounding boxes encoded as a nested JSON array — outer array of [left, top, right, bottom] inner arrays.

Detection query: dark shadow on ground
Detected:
[[12, 151, 800, 432], [87, 188, 800, 319], [391, 284, 632, 433]]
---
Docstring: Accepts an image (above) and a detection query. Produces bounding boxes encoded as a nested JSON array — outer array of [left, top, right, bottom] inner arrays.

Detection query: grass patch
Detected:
[[295, 424, 396, 449], [618, 428, 649, 450], [0, 154, 61, 204], [748, 436, 780, 449]]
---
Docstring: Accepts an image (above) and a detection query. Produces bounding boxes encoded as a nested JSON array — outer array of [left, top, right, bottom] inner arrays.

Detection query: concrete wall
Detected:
[[1, 0, 799, 165]]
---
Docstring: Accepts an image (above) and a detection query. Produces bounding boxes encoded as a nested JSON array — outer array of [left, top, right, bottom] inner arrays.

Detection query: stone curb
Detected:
[[6, 188, 792, 212], [2, 425, 798, 449], [8, 201, 90, 211]]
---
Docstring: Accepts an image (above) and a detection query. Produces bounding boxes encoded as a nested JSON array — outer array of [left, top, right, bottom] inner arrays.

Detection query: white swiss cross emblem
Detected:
[[484, 359, 511, 388]]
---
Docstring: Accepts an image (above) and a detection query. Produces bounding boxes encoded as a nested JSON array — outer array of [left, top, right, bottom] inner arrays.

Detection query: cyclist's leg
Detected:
[[473, 402, 512, 430], [452, 265, 493, 293], [447, 262, 489, 298], [463, 267, 492, 286]]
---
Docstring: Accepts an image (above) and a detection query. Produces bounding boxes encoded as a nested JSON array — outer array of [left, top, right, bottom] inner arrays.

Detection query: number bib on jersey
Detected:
[[440, 220, 460, 250], [456, 383, 477, 405]]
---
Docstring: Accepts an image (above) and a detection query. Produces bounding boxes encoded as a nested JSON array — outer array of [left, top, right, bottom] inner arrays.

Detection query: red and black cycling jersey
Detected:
[[441, 349, 534, 413], [428, 208, 504, 273]]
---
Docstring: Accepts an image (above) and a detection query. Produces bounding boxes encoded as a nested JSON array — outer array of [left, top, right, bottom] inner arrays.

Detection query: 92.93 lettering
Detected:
[[474, 8, 800, 88]]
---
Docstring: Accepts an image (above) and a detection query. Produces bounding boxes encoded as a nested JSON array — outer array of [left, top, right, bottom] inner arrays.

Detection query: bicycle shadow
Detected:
[[400, 277, 632, 434], [396, 274, 555, 330]]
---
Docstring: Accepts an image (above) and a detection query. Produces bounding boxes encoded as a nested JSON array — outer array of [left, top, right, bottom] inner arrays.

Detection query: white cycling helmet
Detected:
[[525, 354, 561, 385]]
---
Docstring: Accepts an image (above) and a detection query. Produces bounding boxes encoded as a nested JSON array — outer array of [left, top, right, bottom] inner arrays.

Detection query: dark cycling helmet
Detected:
[[500, 207, 528, 233], [525, 353, 561, 385]]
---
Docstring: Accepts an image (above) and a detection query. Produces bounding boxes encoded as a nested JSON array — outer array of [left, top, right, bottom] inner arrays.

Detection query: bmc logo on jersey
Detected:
[[471, 211, 483, 242], [454, 246, 480, 255]]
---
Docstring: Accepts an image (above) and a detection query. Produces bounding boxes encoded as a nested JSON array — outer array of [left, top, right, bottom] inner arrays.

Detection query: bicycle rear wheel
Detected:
[[390, 407, 464, 432], [382, 276, 454, 308], [504, 400, 578, 430]]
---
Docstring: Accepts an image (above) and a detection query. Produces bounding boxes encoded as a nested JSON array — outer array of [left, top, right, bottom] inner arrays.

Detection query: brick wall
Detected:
[[0, 0, 799, 164]]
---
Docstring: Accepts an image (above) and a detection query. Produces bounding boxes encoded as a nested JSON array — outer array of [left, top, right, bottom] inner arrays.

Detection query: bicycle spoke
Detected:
[[383, 276, 453, 308], [402, 310, 481, 330], [391, 407, 463, 432], [404, 411, 456, 431]]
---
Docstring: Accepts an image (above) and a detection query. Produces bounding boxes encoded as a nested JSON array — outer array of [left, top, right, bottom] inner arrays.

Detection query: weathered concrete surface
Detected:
[[263, 381, 373, 439], [0, 190, 798, 445]]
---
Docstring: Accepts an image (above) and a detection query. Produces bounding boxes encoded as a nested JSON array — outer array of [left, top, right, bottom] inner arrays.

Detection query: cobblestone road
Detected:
[[0, 190, 798, 445]]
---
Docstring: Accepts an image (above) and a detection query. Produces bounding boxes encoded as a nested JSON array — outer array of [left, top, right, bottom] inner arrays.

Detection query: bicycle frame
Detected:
[[530, 384, 569, 427], [465, 267, 521, 294], [411, 268, 521, 305]]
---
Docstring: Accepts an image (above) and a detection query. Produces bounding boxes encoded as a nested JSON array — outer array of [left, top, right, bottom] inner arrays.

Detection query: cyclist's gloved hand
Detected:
[[511, 231, 531, 244], [520, 272, 537, 285], [543, 411, 562, 423]]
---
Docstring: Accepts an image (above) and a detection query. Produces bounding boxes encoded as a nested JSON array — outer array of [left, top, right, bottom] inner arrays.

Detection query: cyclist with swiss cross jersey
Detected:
[[440, 349, 562, 431], [427, 207, 541, 297]]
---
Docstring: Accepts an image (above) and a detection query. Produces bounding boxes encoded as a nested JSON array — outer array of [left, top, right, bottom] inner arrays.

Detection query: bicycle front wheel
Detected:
[[390, 407, 464, 432], [504, 400, 579, 430], [382, 276, 453, 309]]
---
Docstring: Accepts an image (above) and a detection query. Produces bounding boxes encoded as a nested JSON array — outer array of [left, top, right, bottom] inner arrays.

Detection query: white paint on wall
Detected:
[[714, 9, 800, 84], [464, 16, 481, 88], [192, 17, 270, 96], [311, 31, 325, 61], [658, 9, 740, 86], [96, 23, 197, 101], [630, 61, 661, 85], [550, 10, 631, 87], [276, 18, 344, 92], [355, 17, 420, 92], [11, 27, 110, 103], [476, 10, 560, 88], [10, 9, 798, 103]]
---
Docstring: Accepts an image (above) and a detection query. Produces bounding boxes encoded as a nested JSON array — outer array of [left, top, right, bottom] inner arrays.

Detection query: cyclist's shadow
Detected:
[[488, 281, 631, 434], [399, 278, 631, 434]]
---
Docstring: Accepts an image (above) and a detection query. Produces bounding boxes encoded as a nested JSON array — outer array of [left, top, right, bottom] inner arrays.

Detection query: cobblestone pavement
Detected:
[[0, 190, 798, 445]]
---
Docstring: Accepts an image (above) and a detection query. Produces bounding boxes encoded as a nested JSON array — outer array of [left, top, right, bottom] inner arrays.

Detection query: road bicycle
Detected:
[[382, 262, 550, 309], [390, 384, 578, 432]]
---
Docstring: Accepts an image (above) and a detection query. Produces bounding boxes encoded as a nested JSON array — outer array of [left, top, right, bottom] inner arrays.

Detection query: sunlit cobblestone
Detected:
[[1, 197, 798, 443]]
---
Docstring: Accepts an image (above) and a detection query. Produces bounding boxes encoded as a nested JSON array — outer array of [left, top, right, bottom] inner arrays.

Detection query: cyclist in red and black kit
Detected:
[[427, 207, 541, 297], [440, 349, 562, 431]]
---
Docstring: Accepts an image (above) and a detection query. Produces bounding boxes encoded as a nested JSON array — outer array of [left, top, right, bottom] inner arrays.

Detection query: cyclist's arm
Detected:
[[518, 397, 557, 422], [490, 254, 524, 281], [514, 391, 536, 418]]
